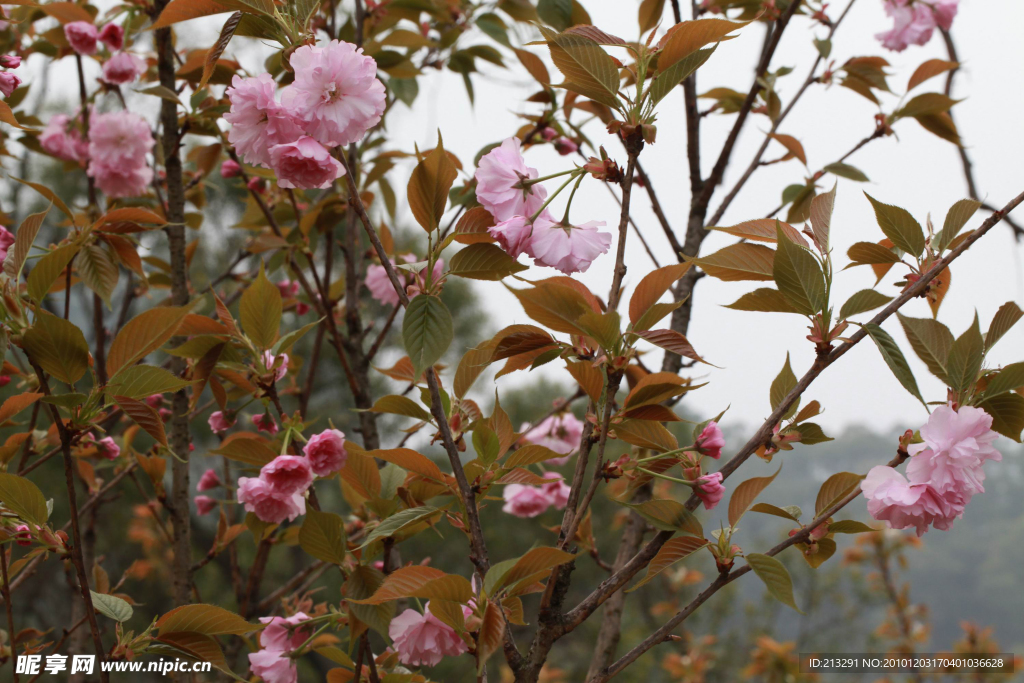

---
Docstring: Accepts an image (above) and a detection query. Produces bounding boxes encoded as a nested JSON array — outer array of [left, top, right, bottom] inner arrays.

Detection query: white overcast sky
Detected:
[[48, 1, 1024, 435]]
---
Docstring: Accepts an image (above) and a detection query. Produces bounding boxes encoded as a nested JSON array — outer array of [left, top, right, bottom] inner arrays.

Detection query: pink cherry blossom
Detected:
[[694, 471, 725, 510], [262, 351, 289, 381], [261, 456, 315, 496], [541, 472, 571, 509], [520, 412, 584, 465], [302, 429, 347, 476], [365, 263, 399, 306], [98, 23, 124, 51], [932, 0, 958, 30], [259, 612, 311, 651], [502, 484, 552, 518], [96, 436, 120, 461], [64, 22, 98, 55], [474, 137, 548, 222], [40, 114, 88, 164], [277, 280, 300, 298], [269, 136, 345, 189], [905, 404, 1001, 497], [861, 466, 965, 536], [14, 524, 31, 547], [101, 52, 146, 84], [283, 40, 386, 147], [0, 376, 10, 388], [875, 0, 936, 52], [220, 159, 241, 178], [208, 410, 234, 434], [388, 606, 468, 667], [197, 469, 222, 492], [530, 215, 612, 275], [0, 72, 20, 98], [87, 111, 154, 198], [253, 413, 279, 435], [0, 226, 15, 262], [489, 215, 536, 259], [554, 137, 578, 155], [695, 421, 725, 459], [0, 55, 21, 69], [248, 648, 297, 683], [237, 476, 305, 524], [225, 73, 305, 168], [194, 496, 216, 516]]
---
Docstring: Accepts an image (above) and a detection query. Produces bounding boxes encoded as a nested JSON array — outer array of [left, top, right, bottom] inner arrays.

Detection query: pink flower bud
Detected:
[[0, 55, 21, 69], [194, 495, 216, 516], [0, 71, 21, 98], [208, 410, 234, 434], [247, 177, 266, 194], [554, 137, 578, 155], [253, 413, 279, 435], [64, 21, 99, 56], [695, 421, 725, 459], [197, 469, 222, 492], [694, 471, 725, 511], [98, 23, 124, 51], [220, 159, 241, 178], [14, 524, 31, 547], [0, 375, 10, 388]]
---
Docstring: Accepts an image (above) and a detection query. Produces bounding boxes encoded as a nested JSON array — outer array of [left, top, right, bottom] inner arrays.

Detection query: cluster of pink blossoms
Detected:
[[224, 40, 385, 190], [236, 429, 347, 524], [862, 404, 1001, 536], [389, 604, 469, 667], [0, 51, 20, 98], [502, 472, 571, 518], [518, 411, 585, 465], [475, 138, 611, 275], [248, 612, 311, 683], [876, 0, 958, 52], [86, 110, 154, 198]]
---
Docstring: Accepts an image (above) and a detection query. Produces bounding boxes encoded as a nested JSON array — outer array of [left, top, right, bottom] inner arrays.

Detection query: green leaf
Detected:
[[895, 92, 958, 119], [728, 465, 781, 527], [107, 365, 193, 399], [864, 193, 925, 257], [4, 206, 49, 281], [985, 301, 1022, 352], [27, 243, 78, 303], [828, 519, 875, 534], [648, 46, 716, 107], [11, 177, 73, 222], [840, 289, 893, 319], [627, 536, 707, 592], [846, 241, 901, 266], [91, 591, 133, 622], [537, 0, 572, 30], [408, 136, 457, 232], [368, 395, 432, 421], [23, 310, 90, 385], [689, 243, 775, 281], [345, 566, 394, 637], [769, 353, 798, 419], [808, 182, 837, 253], [773, 224, 826, 315], [746, 553, 801, 612], [239, 262, 282, 350], [545, 29, 622, 108], [361, 505, 442, 549], [978, 392, 1024, 442], [750, 503, 801, 522], [622, 499, 703, 537], [274, 318, 323, 355], [448, 243, 528, 280], [156, 604, 256, 636], [982, 362, 1024, 398], [77, 244, 119, 309], [823, 162, 869, 182], [897, 313, 953, 381], [472, 425, 501, 464], [403, 295, 454, 379], [0, 472, 49, 525], [107, 307, 190, 378], [934, 198, 981, 253], [815, 472, 864, 516], [725, 288, 802, 313], [298, 509, 347, 565], [863, 323, 926, 406], [793, 422, 833, 445], [946, 315, 985, 394], [212, 433, 277, 467]]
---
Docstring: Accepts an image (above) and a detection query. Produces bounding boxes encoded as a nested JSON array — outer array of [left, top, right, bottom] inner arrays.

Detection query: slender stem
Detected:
[[1, 546, 17, 683]]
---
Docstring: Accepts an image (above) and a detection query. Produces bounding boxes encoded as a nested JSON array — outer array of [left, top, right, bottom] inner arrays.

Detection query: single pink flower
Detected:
[[932, 0, 958, 30], [488, 215, 536, 259], [0, 71, 20, 98], [694, 471, 725, 510], [208, 410, 234, 434], [259, 612, 311, 651], [905, 404, 1001, 496], [302, 429, 347, 476], [96, 436, 120, 461], [0, 55, 21, 69], [269, 136, 344, 189], [0, 226, 15, 262], [541, 472, 571, 510], [253, 413, 279, 435], [220, 159, 241, 178], [262, 351, 289, 381], [98, 23, 124, 51], [520, 412, 584, 465], [247, 176, 266, 194], [197, 468, 222, 492], [282, 40, 386, 147], [554, 137, 578, 155], [40, 114, 88, 164], [145, 394, 163, 408], [87, 110, 154, 198], [276, 280, 300, 298], [14, 524, 31, 547], [695, 421, 725, 459], [295, 302, 310, 316], [388, 606, 468, 667], [225, 73, 305, 168], [261, 455, 315, 496], [64, 21, 98, 55], [502, 484, 552, 518], [875, 0, 936, 52], [248, 648, 297, 683], [861, 466, 965, 536], [101, 51, 146, 84], [365, 263, 399, 306], [237, 476, 305, 524], [194, 495, 216, 516], [474, 137, 548, 222], [530, 215, 612, 275]]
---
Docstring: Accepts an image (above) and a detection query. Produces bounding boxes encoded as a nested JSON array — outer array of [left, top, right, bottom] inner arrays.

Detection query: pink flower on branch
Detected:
[[208, 410, 234, 434], [197, 469, 222, 492], [693, 471, 725, 510], [225, 73, 305, 168], [194, 495, 216, 516], [237, 477, 305, 524], [695, 421, 725, 460], [64, 21, 98, 55], [98, 23, 124, 51], [474, 137, 548, 222], [269, 136, 345, 189], [261, 455, 315, 496], [101, 52, 146, 84], [520, 412, 584, 464], [0, 71, 20, 98], [87, 110, 154, 198], [502, 484, 552, 518], [388, 606, 468, 667], [302, 429, 347, 476], [530, 215, 612, 275]]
